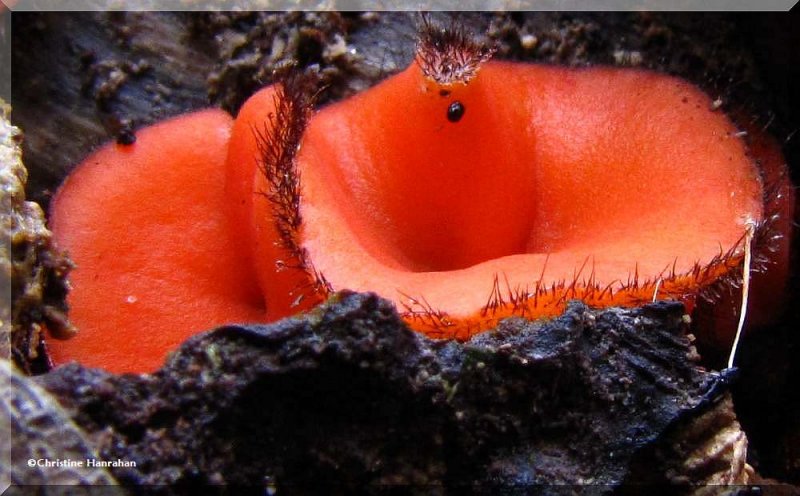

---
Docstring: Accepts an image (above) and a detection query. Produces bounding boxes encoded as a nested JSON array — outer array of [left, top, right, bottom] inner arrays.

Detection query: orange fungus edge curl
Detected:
[[262, 60, 790, 343], [225, 80, 328, 322], [48, 109, 266, 373]]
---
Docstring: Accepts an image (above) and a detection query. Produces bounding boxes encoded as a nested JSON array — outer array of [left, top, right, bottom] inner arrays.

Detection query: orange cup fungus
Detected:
[[48, 110, 265, 372], [47, 24, 794, 373]]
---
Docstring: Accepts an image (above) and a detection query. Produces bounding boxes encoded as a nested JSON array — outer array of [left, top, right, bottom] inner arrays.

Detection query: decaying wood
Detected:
[[0, 100, 73, 374], [0, 359, 116, 486], [31, 295, 750, 489]]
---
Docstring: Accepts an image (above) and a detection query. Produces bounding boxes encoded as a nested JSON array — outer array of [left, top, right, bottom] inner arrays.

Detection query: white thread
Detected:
[[652, 278, 662, 303], [728, 221, 756, 369]]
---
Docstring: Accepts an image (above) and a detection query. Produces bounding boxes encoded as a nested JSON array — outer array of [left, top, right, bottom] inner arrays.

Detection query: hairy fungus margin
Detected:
[[243, 24, 791, 342]]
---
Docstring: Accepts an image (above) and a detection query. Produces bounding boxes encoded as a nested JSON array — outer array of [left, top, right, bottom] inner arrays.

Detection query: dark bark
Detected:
[[35, 294, 747, 490]]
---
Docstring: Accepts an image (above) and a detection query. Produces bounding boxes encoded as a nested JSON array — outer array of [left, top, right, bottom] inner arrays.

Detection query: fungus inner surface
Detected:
[[48, 110, 266, 372], [293, 61, 763, 319]]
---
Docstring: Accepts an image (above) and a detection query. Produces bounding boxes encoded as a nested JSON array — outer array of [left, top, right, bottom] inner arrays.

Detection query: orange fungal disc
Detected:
[[249, 28, 792, 342], [48, 109, 266, 373]]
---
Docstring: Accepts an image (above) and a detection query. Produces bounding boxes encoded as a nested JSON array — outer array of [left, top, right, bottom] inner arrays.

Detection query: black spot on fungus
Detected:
[[447, 101, 465, 122]]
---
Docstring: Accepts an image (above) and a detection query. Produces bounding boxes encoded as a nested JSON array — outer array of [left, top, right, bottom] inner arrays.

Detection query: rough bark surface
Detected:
[[31, 293, 749, 491], [0, 101, 73, 375], [0, 359, 116, 487]]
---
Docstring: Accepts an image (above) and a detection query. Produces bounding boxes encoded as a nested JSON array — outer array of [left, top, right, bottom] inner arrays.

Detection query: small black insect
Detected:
[[447, 101, 465, 123], [110, 117, 136, 145], [116, 129, 137, 146]]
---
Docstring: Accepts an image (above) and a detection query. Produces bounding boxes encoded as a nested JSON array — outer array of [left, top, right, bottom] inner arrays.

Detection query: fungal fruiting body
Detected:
[[254, 61, 784, 340], [47, 32, 793, 373], [48, 110, 265, 372]]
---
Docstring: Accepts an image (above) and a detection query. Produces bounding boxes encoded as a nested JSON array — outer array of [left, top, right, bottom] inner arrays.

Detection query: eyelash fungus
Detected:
[[46, 20, 794, 373]]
